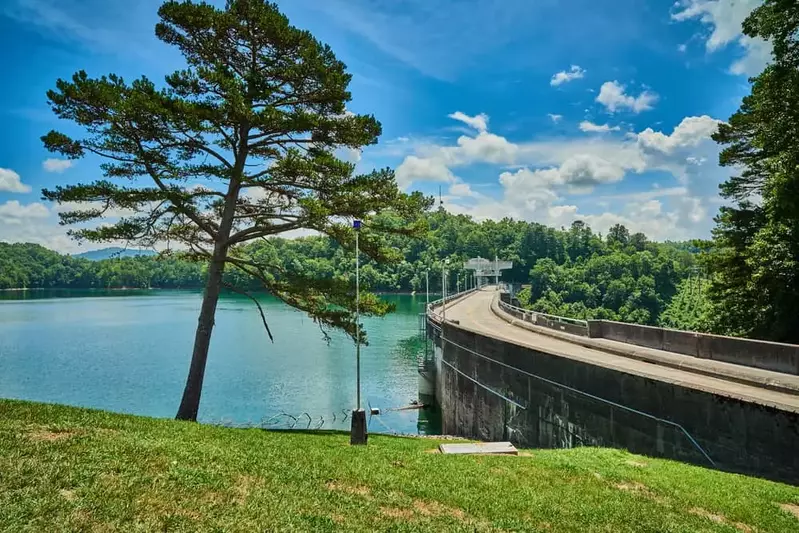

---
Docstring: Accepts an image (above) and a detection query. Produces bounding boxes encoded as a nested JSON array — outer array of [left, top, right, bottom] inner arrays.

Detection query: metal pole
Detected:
[[355, 229, 360, 410], [495, 255, 499, 288], [425, 270, 429, 307], [442, 262, 447, 322], [350, 219, 367, 445]]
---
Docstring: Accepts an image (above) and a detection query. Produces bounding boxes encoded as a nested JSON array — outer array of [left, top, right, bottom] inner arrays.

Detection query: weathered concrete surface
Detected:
[[498, 301, 589, 337], [589, 320, 799, 375], [433, 289, 799, 484], [439, 442, 518, 455]]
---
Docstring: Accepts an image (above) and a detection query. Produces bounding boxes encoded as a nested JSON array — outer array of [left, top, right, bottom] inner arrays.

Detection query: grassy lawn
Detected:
[[1, 399, 798, 532]]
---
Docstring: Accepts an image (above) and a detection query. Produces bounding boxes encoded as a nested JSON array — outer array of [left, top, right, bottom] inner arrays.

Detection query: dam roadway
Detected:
[[428, 287, 799, 482], [437, 288, 799, 413]]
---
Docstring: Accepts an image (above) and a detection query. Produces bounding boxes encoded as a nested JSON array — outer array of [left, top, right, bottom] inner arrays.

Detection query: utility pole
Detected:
[[442, 259, 449, 322], [495, 255, 499, 288], [350, 220, 366, 445], [425, 270, 429, 307]]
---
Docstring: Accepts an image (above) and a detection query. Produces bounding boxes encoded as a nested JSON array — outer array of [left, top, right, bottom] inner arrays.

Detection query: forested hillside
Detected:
[[0, 211, 699, 328]]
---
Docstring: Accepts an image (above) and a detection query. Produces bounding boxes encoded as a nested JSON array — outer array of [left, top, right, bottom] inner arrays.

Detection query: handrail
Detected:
[[499, 299, 588, 328], [426, 287, 478, 320]]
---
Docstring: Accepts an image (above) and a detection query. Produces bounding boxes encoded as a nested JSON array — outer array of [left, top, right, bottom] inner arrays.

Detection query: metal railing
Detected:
[[426, 287, 478, 321]]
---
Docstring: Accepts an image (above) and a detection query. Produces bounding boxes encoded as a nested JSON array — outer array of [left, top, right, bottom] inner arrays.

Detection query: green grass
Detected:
[[1, 400, 798, 532]]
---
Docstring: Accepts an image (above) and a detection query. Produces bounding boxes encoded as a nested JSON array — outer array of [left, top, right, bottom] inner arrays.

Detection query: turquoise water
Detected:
[[0, 290, 439, 434]]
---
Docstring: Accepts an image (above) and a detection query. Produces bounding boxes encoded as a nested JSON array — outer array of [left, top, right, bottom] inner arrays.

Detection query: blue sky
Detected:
[[0, 0, 769, 251]]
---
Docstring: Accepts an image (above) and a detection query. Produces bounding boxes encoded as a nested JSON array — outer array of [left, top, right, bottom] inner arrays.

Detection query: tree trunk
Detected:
[[176, 182, 242, 421], [174, 242, 228, 421]]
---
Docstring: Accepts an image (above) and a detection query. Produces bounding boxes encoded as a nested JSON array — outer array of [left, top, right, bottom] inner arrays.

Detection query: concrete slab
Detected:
[[439, 442, 518, 455]]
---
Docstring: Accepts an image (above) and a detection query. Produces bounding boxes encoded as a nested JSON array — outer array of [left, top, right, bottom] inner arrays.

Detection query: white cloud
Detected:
[[0, 168, 32, 193], [500, 155, 626, 193], [672, 0, 770, 76], [550, 65, 586, 86], [399, 111, 727, 240], [596, 81, 658, 113], [636, 115, 722, 154], [441, 132, 519, 166], [0, 200, 79, 252], [335, 146, 362, 163], [448, 111, 489, 133], [42, 158, 73, 173], [548, 114, 563, 123], [449, 182, 480, 198], [395, 155, 456, 189], [678, 43, 688, 53], [730, 35, 772, 76], [0, 200, 49, 222], [596, 186, 689, 203], [579, 121, 621, 133]]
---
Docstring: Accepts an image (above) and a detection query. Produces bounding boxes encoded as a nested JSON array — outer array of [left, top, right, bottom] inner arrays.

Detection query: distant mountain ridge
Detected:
[[73, 247, 157, 261]]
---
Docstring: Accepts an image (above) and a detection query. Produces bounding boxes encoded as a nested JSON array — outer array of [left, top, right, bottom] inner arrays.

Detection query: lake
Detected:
[[0, 290, 440, 434]]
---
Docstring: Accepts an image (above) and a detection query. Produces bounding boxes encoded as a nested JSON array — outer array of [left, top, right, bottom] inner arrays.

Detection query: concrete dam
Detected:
[[424, 287, 799, 484]]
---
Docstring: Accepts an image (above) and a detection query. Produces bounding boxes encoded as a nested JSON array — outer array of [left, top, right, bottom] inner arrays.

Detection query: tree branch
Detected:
[[221, 281, 274, 343]]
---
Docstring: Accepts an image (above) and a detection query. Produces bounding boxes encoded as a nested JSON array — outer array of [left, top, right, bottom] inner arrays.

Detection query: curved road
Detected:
[[438, 288, 799, 413]]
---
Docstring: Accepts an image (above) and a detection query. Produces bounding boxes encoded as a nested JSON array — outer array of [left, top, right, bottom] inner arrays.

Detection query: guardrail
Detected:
[[426, 287, 478, 321], [498, 299, 589, 336]]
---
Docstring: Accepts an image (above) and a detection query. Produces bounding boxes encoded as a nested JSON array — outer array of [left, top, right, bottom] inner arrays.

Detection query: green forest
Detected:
[[1, 209, 705, 330]]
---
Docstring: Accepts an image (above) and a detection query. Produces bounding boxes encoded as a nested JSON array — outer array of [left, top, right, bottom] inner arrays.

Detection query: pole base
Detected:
[[350, 409, 368, 445]]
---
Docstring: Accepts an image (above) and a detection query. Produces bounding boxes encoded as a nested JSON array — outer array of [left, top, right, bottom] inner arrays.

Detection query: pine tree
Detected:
[[705, 0, 799, 341], [41, 0, 431, 420]]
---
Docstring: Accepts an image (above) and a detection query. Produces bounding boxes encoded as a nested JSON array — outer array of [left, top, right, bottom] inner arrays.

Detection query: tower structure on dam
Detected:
[[464, 257, 513, 288]]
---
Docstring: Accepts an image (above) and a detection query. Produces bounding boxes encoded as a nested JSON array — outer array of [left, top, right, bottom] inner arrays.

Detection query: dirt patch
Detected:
[[136, 494, 204, 521], [27, 428, 78, 442], [625, 460, 648, 468], [233, 475, 262, 504], [329, 513, 346, 524], [780, 503, 799, 520], [380, 506, 415, 520], [97, 472, 121, 488], [614, 481, 655, 499], [690, 508, 754, 532], [424, 448, 440, 454], [59, 489, 77, 501], [92, 428, 120, 437], [690, 508, 725, 524], [325, 480, 371, 498], [413, 499, 467, 520], [377, 499, 473, 524]]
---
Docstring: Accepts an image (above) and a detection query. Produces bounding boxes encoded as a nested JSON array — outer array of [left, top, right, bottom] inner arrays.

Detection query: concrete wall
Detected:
[[589, 320, 799, 375], [498, 301, 589, 337], [432, 320, 799, 484]]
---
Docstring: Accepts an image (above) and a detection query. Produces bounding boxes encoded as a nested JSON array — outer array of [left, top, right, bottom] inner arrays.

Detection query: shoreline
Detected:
[[1, 287, 437, 296]]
